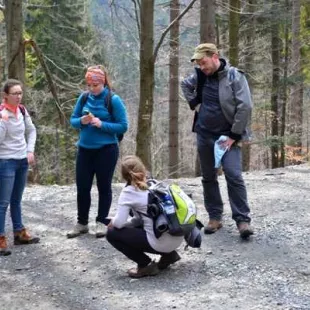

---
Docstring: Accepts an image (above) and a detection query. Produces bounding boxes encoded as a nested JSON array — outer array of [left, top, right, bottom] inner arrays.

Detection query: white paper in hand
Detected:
[[214, 135, 229, 168]]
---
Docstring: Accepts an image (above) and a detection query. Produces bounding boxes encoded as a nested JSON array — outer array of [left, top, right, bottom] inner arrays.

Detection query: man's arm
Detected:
[[181, 71, 199, 110], [230, 71, 252, 140]]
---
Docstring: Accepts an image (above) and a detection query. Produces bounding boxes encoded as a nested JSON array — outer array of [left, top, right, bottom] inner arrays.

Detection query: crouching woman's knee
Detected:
[[106, 227, 118, 244]]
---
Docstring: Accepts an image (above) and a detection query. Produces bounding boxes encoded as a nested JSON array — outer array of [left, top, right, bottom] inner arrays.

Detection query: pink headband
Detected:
[[85, 68, 105, 84]]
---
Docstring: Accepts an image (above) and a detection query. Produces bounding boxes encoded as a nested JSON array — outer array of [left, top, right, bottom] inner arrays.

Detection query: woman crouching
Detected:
[[106, 155, 183, 278]]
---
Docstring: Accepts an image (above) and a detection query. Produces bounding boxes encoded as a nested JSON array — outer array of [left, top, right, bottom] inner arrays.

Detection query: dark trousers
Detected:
[[106, 227, 163, 267], [76, 144, 119, 225], [197, 135, 251, 224]]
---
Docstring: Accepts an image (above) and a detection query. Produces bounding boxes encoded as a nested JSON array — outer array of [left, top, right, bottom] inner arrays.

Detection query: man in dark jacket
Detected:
[[181, 43, 254, 239]]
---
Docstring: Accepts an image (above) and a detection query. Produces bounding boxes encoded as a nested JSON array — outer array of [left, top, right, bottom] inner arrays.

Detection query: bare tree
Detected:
[[136, 0, 197, 170], [280, 0, 290, 167], [4, 0, 24, 82], [200, 0, 216, 43], [242, 0, 256, 171], [168, 0, 180, 178], [136, 0, 155, 170], [228, 0, 240, 66], [270, 0, 280, 168], [194, 0, 216, 177], [289, 0, 303, 162]]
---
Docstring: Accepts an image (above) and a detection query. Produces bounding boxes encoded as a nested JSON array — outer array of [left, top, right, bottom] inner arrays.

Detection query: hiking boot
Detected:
[[238, 222, 254, 239], [158, 251, 181, 270], [14, 228, 40, 245], [67, 223, 89, 239], [95, 222, 107, 238], [127, 261, 160, 278], [204, 219, 223, 234], [0, 235, 11, 256]]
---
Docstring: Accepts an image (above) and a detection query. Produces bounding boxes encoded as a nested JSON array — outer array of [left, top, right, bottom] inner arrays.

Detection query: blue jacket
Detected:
[[70, 87, 128, 148]]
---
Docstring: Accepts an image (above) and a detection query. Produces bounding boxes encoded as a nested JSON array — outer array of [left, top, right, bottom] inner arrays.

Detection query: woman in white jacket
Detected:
[[0, 79, 40, 256], [106, 155, 183, 278]]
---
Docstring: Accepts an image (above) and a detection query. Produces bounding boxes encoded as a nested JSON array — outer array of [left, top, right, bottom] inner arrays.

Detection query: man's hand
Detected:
[[221, 137, 235, 150]]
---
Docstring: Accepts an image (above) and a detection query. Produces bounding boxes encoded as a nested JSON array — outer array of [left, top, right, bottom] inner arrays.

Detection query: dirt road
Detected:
[[1, 165, 310, 310]]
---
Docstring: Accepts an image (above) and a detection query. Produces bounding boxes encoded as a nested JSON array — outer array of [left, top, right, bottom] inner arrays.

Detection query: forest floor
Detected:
[[1, 164, 310, 310]]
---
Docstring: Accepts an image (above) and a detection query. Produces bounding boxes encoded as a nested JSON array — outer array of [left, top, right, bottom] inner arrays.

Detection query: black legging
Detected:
[[106, 227, 162, 268], [76, 144, 119, 225]]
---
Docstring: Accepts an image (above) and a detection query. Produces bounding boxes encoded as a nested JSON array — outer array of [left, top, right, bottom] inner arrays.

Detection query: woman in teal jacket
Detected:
[[68, 65, 128, 239]]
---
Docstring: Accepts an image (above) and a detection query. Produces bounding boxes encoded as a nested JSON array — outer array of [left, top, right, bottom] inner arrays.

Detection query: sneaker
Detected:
[[14, 228, 40, 245], [158, 251, 181, 270], [127, 261, 160, 278], [204, 219, 223, 234], [67, 223, 89, 239], [237, 222, 254, 239], [0, 235, 11, 256], [95, 222, 107, 238]]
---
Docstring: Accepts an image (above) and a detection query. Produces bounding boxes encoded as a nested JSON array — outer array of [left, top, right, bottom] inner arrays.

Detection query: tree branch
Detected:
[[24, 39, 66, 124], [131, 0, 140, 38], [26, 4, 59, 10], [153, 0, 197, 62], [0, 4, 4, 12]]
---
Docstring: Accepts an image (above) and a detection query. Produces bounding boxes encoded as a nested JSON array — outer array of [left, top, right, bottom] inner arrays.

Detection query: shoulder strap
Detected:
[[136, 210, 152, 219], [105, 89, 114, 115], [81, 90, 114, 115], [81, 91, 89, 107], [228, 66, 236, 82], [19, 104, 26, 118], [79, 91, 89, 115]]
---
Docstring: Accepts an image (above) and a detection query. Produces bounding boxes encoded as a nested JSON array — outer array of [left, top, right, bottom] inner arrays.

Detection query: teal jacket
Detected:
[[70, 87, 128, 148]]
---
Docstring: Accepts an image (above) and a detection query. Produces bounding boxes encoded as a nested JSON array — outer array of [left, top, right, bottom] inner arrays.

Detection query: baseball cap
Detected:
[[191, 43, 219, 62]]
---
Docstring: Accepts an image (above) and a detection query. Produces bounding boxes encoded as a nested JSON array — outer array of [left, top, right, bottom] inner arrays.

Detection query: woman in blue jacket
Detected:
[[68, 65, 128, 238]]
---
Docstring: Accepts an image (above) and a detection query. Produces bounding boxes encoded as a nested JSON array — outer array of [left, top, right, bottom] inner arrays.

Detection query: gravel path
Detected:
[[1, 165, 310, 310]]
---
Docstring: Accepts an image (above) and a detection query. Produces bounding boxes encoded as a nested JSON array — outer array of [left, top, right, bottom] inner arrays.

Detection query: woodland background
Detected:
[[0, 0, 309, 184]]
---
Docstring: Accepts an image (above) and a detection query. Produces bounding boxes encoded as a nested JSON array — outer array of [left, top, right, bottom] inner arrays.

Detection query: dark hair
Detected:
[[2, 79, 23, 94]]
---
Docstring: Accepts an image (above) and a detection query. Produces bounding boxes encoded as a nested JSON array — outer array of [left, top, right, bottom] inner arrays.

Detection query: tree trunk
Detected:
[[55, 125, 60, 184], [168, 0, 180, 178], [229, 0, 240, 67], [242, 0, 256, 171], [4, 0, 25, 82], [0, 22, 5, 83], [289, 0, 303, 162], [200, 0, 216, 43], [195, 0, 216, 177], [229, 0, 253, 172], [280, 0, 290, 167], [136, 0, 155, 171], [270, 0, 280, 168], [136, 0, 197, 172]]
